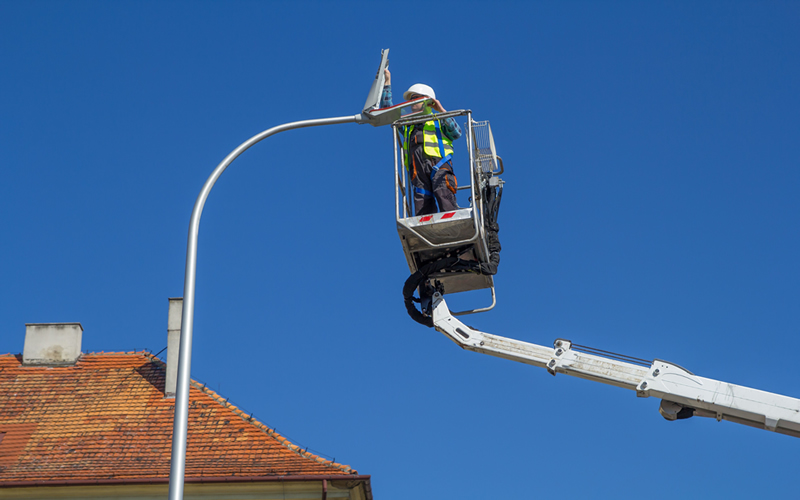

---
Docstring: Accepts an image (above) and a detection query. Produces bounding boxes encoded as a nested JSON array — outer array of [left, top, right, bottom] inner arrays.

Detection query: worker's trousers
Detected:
[[410, 147, 458, 216]]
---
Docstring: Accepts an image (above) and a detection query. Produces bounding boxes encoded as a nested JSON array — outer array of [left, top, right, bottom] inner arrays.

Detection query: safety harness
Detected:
[[404, 116, 454, 198]]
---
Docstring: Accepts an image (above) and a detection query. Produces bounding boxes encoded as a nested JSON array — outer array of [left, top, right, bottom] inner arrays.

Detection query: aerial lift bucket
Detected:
[[393, 113, 504, 320], [360, 49, 505, 322]]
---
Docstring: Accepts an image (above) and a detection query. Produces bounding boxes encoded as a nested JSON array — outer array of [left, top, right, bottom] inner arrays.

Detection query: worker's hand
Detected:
[[431, 98, 446, 113], [384, 68, 391, 86]]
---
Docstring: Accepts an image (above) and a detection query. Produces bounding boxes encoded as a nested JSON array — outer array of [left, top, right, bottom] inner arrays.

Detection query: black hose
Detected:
[[402, 256, 459, 327]]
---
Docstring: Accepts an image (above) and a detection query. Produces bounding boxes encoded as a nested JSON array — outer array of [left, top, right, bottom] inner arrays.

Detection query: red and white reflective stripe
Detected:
[[418, 211, 456, 223]]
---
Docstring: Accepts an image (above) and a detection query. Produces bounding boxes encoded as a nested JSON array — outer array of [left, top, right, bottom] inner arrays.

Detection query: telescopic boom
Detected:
[[430, 292, 800, 437]]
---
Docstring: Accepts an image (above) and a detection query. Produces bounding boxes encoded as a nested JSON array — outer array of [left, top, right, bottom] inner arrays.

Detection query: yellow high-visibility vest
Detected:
[[403, 115, 454, 164], [421, 119, 454, 158]]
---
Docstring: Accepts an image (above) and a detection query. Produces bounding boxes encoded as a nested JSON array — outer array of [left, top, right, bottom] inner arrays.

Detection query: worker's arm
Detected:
[[380, 69, 393, 108], [430, 98, 462, 140], [441, 114, 462, 141]]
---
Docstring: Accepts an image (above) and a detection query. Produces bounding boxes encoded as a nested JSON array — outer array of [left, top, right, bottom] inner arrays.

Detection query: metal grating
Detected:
[[471, 120, 498, 173]]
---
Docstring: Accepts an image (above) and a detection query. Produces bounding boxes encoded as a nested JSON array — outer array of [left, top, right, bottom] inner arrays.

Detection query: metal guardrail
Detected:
[[392, 110, 498, 315]]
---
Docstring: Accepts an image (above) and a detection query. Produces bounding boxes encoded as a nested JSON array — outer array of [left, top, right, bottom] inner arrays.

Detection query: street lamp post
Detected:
[[168, 114, 362, 500], [168, 48, 391, 500]]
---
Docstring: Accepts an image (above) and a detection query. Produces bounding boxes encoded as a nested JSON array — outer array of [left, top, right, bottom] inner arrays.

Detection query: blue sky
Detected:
[[2, 1, 799, 498]]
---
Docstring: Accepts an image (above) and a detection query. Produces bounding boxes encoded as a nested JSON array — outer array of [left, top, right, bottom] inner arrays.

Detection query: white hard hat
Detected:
[[403, 83, 436, 101]]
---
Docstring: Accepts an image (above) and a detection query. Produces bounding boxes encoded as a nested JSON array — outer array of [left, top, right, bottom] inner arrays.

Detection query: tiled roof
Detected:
[[0, 352, 358, 483]]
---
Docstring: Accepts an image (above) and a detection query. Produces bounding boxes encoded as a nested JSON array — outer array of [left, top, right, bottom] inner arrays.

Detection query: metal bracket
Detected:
[[546, 339, 573, 376], [636, 360, 700, 399]]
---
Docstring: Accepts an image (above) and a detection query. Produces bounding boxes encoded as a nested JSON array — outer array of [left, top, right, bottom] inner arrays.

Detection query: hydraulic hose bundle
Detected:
[[480, 180, 503, 275], [403, 256, 459, 327]]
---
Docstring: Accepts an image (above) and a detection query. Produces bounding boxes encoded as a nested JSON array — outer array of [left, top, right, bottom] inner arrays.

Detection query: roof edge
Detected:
[[141, 353, 357, 474], [0, 474, 372, 488]]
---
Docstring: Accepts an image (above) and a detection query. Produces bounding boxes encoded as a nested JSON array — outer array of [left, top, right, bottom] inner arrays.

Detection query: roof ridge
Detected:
[[141, 353, 355, 475], [85, 350, 152, 355], [0, 351, 154, 364], [0, 349, 152, 358]]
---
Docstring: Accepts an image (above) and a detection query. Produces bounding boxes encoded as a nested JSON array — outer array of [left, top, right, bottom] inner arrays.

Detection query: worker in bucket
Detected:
[[381, 69, 462, 216]]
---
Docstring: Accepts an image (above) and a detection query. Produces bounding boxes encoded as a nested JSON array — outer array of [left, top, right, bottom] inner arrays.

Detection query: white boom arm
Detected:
[[431, 293, 800, 437]]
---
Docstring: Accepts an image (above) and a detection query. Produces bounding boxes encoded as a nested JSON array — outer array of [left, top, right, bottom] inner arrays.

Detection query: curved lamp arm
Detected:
[[169, 114, 360, 500]]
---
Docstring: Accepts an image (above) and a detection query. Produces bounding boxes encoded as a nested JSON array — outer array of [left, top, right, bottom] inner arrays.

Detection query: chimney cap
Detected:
[[25, 322, 84, 329]]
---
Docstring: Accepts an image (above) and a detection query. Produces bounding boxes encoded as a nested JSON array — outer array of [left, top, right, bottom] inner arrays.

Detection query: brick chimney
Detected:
[[23, 323, 83, 366]]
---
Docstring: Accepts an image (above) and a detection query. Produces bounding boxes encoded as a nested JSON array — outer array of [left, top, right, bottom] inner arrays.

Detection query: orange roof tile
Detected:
[[0, 352, 360, 484]]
